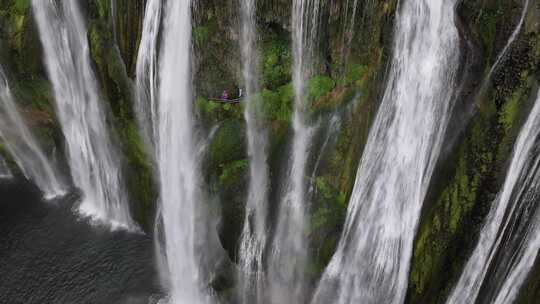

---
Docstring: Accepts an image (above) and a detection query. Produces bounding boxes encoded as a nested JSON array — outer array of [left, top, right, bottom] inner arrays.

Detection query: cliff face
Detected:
[[0, 0, 539, 302], [408, 0, 540, 302]]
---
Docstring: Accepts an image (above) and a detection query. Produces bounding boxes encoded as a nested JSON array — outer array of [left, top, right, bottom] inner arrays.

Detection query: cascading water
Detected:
[[32, 0, 134, 228], [312, 1, 460, 303], [0, 67, 65, 199], [135, 0, 167, 289], [0, 155, 12, 179], [237, 0, 270, 302], [154, 0, 212, 302], [446, 89, 540, 304], [269, 0, 320, 303], [135, 0, 162, 153]]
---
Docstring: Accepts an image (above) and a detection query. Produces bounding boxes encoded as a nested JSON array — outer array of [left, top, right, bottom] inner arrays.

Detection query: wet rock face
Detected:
[[407, 0, 540, 303]]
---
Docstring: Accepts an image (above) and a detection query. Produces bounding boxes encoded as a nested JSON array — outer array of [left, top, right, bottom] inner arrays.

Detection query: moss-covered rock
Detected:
[[206, 119, 248, 260], [406, 0, 540, 302], [86, 0, 156, 229]]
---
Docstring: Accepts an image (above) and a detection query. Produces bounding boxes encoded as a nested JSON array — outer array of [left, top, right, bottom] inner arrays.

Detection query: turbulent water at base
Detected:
[[268, 1, 320, 303], [446, 89, 540, 304], [0, 67, 65, 199], [32, 0, 134, 228], [312, 1, 460, 303], [153, 0, 212, 302], [135, 0, 161, 153], [0, 155, 12, 179], [237, 0, 270, 303]]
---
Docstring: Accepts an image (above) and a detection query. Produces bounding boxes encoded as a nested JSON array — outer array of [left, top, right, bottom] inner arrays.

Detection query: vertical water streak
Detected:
[[312, 1, 460, 303], [0, 67, 65, 198], [135, 0, 162, 154], [447, 89, 540, 304], [492, 206, 540, 304], [238, 0, 270, 302], [111, 0, 118, 40], [339, 0, 359, 63], [484, 0, 530, 83], [32, 0, 134, 228], [157, 0, 212, 302], [269, 0, 321, 303], [308, 113, 342, 196]]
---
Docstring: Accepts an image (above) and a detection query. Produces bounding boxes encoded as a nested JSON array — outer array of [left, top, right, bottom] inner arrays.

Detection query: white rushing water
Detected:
[[0, 155, 12, 179], [135, 0, 161, 154], [238, 0, 270, 302], [33, 0, 134, 228], [312, 0, 460, 303], [135, 0, 167, 290], [0, 67, 65, 198], [154, 0, 212, 302], [269, 0, 320, 303], [447, 88, 540, 304]]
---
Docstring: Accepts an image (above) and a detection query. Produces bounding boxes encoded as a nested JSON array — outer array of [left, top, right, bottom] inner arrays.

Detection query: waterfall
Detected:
[[135, 0, 161, 154], [0, 155, 12, 179], [153, 0, 212, 302], [268, 0, 321, 303], [136, 0, 167, 290], [32, 0, 134, 229], [446, 89, 540, 304], [0, 67, 66, 199], [237, 0, 270, 302], [312, 1, 460, 303]]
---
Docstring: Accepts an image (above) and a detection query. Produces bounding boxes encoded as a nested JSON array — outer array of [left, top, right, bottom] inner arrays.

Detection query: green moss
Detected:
[[344, 63, 368, 86], [193, 26, 210, 46], [260, 83, 294, 122], [196, 96, 220, 114], [307, 75, 335, 101], [196, 95, 244, 123], [262, 36, 292, 89], [12, 0, 29, 15], [479, 9, 502, 62], [499, 89, 522, 131], [219, 159, 248, 186], [308, 175, 349, 277], [119, 120, 156, 228], [209, 120, 246, 169]]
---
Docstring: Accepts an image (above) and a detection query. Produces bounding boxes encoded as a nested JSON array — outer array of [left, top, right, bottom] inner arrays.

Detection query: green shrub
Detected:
[[219, 159, 248, 186], [344, 63, 368, 85], [193, 26, 210, 46], [262, 38, 292, 89], [307, 75, 335, 100], [261, 83, 294, 122]]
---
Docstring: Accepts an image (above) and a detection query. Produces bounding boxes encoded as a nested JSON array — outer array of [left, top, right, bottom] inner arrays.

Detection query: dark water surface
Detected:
[[0, 180, 160, 304]]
